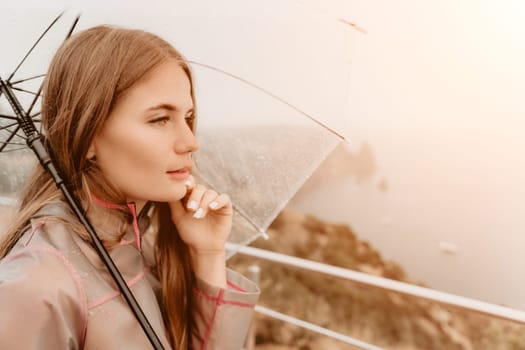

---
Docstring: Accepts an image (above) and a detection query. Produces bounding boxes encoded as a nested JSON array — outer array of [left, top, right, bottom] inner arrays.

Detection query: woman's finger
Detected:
[[193, 190, 219, 219], [208, 193, 232, 213], [184, 174, 195, 190], [185, 183, 206, 212], [179, 175, 196, 208]]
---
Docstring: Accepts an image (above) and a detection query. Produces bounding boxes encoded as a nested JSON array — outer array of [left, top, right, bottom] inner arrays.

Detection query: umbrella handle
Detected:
[[0, 78, 166, 350]]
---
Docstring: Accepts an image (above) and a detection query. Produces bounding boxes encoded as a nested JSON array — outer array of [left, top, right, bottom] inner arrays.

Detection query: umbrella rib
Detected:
[[188, 61, 347, 142], [65, 15, 81, 39], [0, 114, 18, 121], [233, 204, 269, 238], [7, 12, 65, 82], [2, 146, 28, 153], [0, 120, 20, 130], [27, 86, 42, 116], [10, 74, 46, 85], [0, 115, 41, 125], [9, 85, 40, 97], [2, 141, 26, 147], [27, 15, 80, 116], [194, 171, 266, 236], [8, 12, 65, 82], [0, 124, 21, 153]]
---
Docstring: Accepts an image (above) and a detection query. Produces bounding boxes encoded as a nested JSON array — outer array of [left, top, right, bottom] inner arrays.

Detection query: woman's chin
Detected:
[[129, 185, 187, 205], [154, 190, 187, 204]]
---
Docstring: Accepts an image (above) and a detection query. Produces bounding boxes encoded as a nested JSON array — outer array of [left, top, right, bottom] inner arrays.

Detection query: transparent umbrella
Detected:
[[1, 6, 354, 253], [1, 15, 78, 215], [190, 61, 344, 254], [0, 6, 354, 349]]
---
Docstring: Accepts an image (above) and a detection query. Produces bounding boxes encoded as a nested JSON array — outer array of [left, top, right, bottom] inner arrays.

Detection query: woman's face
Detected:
[[88, 60, 198, 209]]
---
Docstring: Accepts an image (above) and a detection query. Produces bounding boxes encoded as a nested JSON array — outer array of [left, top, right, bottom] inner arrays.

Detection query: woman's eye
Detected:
[[150, 116, 170, 124], [185, 115, 195, 126]]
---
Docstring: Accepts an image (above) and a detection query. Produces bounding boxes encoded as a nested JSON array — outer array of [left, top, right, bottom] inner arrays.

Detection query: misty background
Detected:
[[1, 0, 524, 312]]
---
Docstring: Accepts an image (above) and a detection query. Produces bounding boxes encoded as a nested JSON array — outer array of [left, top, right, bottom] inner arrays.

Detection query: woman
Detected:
[[0, 25, 259, 349]]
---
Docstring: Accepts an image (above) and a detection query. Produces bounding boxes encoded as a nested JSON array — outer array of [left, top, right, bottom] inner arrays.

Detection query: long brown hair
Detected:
[[0, 26, 196, 349]]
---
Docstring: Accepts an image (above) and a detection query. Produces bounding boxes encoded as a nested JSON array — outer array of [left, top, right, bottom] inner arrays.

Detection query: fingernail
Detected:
[[209, 201, 218, 209], [193, 208, 203, 219], [188, 201, 198, 210], [185, 179, 193, 187]]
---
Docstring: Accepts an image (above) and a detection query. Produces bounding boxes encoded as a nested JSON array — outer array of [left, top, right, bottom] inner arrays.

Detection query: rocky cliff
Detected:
[[228, 210, 525, 350]]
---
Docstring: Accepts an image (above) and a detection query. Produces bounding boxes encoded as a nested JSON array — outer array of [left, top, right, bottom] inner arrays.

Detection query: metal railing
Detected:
[[3, 197, 524, 349], [227, 242, 525, 349]]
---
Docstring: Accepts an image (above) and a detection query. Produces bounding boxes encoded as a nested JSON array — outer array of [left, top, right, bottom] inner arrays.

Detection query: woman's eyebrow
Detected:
[[146, 103, 193, 114], [147, 103, 176, 112]]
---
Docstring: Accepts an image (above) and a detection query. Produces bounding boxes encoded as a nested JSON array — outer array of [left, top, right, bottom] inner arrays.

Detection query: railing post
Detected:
[[244, 264, 261, 350]]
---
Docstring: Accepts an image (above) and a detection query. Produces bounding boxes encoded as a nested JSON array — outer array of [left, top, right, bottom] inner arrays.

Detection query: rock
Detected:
[[228, 209, 525, 349]]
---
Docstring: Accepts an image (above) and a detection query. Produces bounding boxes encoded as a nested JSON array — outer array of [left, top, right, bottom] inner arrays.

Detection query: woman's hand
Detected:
[[168, 175, 232, 252], [168, 175, 231, 287]]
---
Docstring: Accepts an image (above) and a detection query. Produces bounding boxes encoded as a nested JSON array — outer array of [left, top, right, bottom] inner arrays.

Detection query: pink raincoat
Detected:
[[0, 201, 259, 349]]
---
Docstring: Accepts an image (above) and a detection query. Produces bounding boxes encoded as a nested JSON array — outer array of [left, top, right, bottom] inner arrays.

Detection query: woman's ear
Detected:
[[86, 143, 96, 160]]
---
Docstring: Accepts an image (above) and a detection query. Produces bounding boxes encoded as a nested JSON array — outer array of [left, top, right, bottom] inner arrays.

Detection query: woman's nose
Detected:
[[175, 122, 199, 154]]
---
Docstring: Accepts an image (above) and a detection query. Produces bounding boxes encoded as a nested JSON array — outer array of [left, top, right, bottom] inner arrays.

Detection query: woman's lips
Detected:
[[167, 168, 190, 180]]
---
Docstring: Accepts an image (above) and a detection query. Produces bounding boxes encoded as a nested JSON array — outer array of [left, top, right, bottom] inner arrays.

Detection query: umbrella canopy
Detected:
[[0, 12, 72, 199], [0, 5, 354, 348], [191, 62, 343, 252], [0, 6, 353, 249]]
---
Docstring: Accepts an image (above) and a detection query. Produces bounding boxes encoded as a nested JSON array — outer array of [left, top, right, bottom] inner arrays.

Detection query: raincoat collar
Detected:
[[33, 197, 152, 252], [91, 195, 143, 251]]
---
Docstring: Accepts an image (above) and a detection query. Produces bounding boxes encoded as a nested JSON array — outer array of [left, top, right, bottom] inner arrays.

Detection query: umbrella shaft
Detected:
[[0, 78, 165, 350], [0, 78, 37, 137], [27, 136, 63, 185], [58, 182, 166, 350]]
